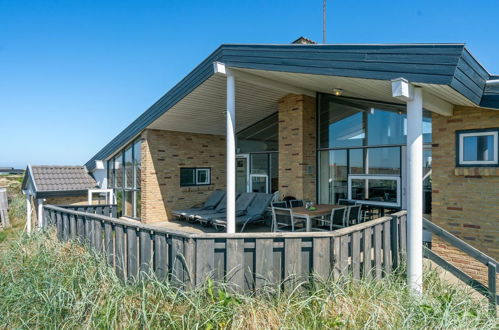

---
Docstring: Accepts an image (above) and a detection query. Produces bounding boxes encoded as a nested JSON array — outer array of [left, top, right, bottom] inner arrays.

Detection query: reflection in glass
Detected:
[[107, 160, 115, 188], [319, 150, 347, 204], [351, 178, 398, 205], [367, 147, 400, 174], [124, 147, 133, 189], [368, 110, 405, 145], [133, 140, 141, 188], [134, 190, 141, 218], [124, 190, 133, 217], [114, 154, 123, 188], [116, 190, 123, 217], [463, 135, 494, 161], [349, 149, 364, 174], [250, 154, 269, 175]]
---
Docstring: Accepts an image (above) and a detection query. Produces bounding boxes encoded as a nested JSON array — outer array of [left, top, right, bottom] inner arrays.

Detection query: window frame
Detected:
[[180, 167, 212, 187], [106, 138, 142, 219], [347, 174, 401, 207], [456, 128, 499, 167]]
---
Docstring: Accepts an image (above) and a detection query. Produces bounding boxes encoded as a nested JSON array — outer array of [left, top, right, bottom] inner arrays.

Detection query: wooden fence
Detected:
[[43, 205, 407, 290], [0, 188, 10, 228]]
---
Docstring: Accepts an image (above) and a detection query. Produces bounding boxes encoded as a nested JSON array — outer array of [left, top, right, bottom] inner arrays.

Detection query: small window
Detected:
[[457, 129, 498, 166], [180, 168, 211, 186]]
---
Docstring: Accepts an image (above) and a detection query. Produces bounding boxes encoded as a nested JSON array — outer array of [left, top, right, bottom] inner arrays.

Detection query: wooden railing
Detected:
[[53, 204, 117, 217], [423, 218, 498, 311], [42, 205, 407, 291]]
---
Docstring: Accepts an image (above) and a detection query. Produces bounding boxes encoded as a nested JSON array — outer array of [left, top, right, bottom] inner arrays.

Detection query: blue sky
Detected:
[[1, 0, 498, 169]]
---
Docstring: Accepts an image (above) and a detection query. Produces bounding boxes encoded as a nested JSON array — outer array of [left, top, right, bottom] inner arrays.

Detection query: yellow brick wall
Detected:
[[45, 195, 89, 206], [141, 129, 226, 223], [432, 106, 499, 283], [278, 94, 317, 201]]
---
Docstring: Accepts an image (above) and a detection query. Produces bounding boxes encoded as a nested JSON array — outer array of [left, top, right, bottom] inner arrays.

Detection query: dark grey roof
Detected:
[[85, 43, 498, 171], [23, 165, 96, 194]]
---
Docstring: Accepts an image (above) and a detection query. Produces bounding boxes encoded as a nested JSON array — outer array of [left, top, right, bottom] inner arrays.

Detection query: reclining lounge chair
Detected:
[[171, 190, 225, 219], [213, 193, 273, 232], [195, 192, 255, 225]]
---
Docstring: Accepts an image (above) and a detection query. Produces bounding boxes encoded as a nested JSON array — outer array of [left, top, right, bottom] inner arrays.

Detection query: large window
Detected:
[[107, 139, 142, 219], [456, 128, 498, 166], [318, 94, 432, 208]]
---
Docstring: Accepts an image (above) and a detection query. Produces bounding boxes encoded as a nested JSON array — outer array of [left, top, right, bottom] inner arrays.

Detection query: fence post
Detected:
[[487, 262, 497, 314], [390, 215, 400, 270]]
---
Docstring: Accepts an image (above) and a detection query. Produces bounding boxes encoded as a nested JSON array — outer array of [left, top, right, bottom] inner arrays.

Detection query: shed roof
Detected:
[[22, 165, 97, 197]]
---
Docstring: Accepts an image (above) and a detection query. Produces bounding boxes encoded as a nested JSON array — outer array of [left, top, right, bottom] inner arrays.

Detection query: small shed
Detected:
[[21, 165, 98, 232]]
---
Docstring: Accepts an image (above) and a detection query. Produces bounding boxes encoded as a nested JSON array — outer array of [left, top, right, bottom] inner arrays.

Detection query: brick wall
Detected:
[[278, 94, 317, 201], [141, 129, 226, 223], [45, 195, 89, 206], [432, 106, 499, 283]]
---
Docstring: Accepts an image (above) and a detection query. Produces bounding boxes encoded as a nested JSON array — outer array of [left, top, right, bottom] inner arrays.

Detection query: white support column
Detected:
[[407, 86, 423, 294], [226, 69, 236, 233], [26, 195, 32, 235], [37, 199, 44, 230]]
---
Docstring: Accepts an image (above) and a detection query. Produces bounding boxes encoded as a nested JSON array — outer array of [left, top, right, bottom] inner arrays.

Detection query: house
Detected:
[[0, 167, 24, 175], [21, 165, 98, 231], [46, 40, 498, 285]]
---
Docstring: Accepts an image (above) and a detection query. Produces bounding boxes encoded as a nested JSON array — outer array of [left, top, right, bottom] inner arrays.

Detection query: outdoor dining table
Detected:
[[291, 204, 344, 232]]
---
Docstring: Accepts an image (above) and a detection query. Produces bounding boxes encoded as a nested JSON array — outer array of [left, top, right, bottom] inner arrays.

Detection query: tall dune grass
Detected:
[[0, 232, 496, 329]]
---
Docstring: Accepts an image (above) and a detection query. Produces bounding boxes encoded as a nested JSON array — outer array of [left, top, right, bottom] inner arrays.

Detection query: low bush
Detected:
[[0, 233, 496, 329]]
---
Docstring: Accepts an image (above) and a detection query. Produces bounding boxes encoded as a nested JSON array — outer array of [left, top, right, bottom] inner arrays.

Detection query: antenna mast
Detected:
[[323, 0, 327, 43]]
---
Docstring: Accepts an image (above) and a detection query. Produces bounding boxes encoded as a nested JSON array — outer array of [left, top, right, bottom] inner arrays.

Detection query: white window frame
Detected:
[[458, 130, 498, 166], [196, 168, 211, 185], [87, 189, 114, 205], [250, 174, 269, 193], [348, 175, 401, 207]]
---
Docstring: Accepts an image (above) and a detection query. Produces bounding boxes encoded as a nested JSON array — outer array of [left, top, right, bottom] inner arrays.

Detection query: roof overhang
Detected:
[[86, 43, 497, 170]]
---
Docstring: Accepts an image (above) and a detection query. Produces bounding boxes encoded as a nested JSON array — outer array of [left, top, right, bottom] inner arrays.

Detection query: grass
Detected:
[[0, 174, 26, 244], [0, 232, 496, 329]]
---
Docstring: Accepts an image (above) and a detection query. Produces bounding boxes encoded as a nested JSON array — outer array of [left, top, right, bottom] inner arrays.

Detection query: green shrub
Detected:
[[0, 233, 496, 329]]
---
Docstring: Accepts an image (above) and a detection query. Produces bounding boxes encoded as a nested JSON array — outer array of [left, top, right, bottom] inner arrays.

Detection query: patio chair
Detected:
[[195, 192, 255, 225], [171, 190, 225, 219], [272, 201, 287, 208], [317, 207, 348, 231], [346, 205, 362, 226], [289, 200, 304, 208], [212, 193, 273, 232], [271, 207, 305, 232]]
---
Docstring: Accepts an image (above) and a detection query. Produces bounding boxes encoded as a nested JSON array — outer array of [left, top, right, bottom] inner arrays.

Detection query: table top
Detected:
[[292, 204, 344, 216]]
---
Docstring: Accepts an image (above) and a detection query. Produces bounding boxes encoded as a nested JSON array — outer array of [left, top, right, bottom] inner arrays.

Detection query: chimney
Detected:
[[291, 36, 317, 45]]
